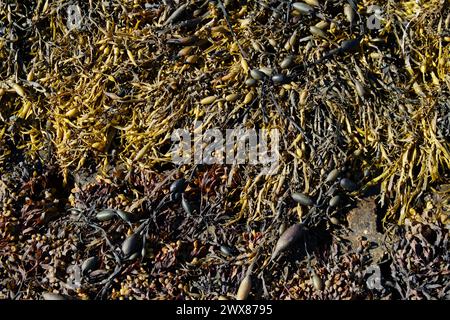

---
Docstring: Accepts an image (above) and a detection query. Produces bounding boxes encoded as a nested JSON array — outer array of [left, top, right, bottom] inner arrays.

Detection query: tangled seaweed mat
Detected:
[[0, 0, 449, 299]]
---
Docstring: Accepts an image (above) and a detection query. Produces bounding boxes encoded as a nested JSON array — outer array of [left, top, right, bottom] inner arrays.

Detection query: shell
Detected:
[[271, 223, 305, 260], [292, 192, 314, 206]]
